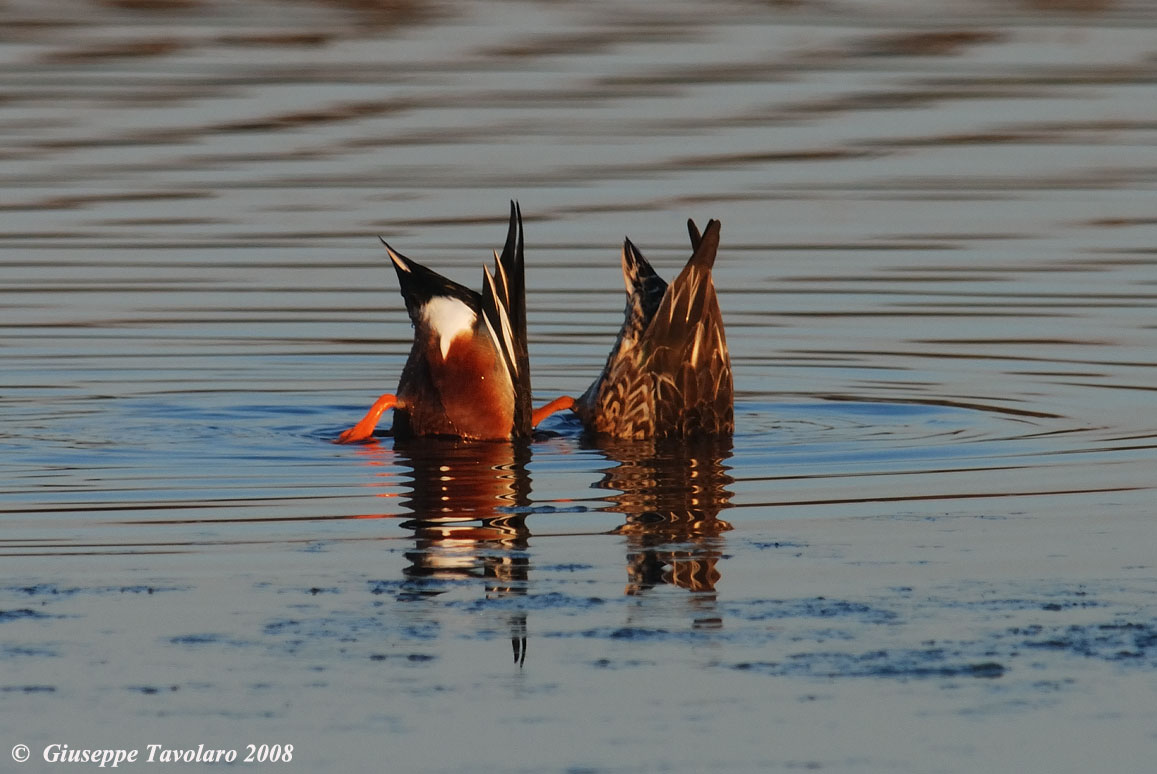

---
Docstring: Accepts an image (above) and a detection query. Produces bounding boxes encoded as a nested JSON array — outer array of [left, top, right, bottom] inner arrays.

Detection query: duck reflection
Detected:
[[349, 434, 732, 657], [589, 437, 734, 597], [393, 437, 533, 665]]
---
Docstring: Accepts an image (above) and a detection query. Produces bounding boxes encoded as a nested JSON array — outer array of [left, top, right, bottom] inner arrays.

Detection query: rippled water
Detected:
[[3, 1, 1156, 772]]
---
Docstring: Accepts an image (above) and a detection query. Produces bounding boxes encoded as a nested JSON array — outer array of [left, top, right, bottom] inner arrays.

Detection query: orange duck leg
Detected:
[[338, 393, 570, 443], [335, 393, 398, 444], [532, 395, 574, 428]]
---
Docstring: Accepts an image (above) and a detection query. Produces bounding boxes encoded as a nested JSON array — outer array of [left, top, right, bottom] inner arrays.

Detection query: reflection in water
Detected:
[[589, 438, 734, 600], [2, 1, 1155, 768], [363, 435, 734, 659], [393, 438, 533, 665]]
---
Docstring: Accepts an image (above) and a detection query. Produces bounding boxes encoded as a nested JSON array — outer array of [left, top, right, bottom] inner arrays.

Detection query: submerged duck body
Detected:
[[573, 219, 733, 440]]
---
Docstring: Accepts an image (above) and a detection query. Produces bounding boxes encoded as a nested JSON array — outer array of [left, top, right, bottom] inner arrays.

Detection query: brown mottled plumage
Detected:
[[573, 218, 733, 440]]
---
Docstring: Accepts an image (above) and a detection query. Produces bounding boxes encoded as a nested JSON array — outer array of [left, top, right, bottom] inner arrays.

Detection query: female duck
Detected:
[[569, 218, 733, 440]]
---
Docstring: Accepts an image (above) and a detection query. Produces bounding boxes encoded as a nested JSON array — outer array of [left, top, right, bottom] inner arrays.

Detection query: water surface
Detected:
[[2, 1, 1156, 772]]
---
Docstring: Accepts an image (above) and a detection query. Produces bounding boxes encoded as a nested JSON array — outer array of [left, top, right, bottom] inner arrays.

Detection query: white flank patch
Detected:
[[421, 296, 477, 359]]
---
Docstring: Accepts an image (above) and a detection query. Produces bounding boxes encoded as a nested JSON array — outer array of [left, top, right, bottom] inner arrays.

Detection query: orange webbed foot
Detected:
[[335, 394, 398, 444], [532, 396, 575, 428]]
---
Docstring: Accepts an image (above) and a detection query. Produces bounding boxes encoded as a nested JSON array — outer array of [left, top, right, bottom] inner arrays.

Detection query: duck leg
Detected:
[[335, 393, 398, 443], [532, 396, 574, 428]]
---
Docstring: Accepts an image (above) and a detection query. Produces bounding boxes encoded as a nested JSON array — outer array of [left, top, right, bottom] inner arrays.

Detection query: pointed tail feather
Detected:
[[684, 219, 720, 273], [381, 237, 477, 322], [687, 219, 702, 251], [481, 201, 532, 436], [621, 237, 664, 297], [648, 218, 721, 338], [643, 217, 732, 435]]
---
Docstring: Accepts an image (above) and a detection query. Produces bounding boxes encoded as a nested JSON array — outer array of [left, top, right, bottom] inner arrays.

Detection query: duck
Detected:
[[565, 218, 733, 440], [336, 202, 559, 443]]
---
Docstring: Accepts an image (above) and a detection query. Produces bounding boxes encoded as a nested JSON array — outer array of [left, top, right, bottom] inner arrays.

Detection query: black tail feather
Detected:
[[381, 237, 478, 322], [687, 219, 702, 251], [482, 201, 533, 436]]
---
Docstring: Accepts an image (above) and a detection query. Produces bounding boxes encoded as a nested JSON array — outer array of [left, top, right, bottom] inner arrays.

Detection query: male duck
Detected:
[[337, 202, 556, 443]]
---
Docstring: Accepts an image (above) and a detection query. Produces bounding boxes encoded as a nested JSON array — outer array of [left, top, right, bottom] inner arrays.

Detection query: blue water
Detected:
[[2, 1, 1156, 772]]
